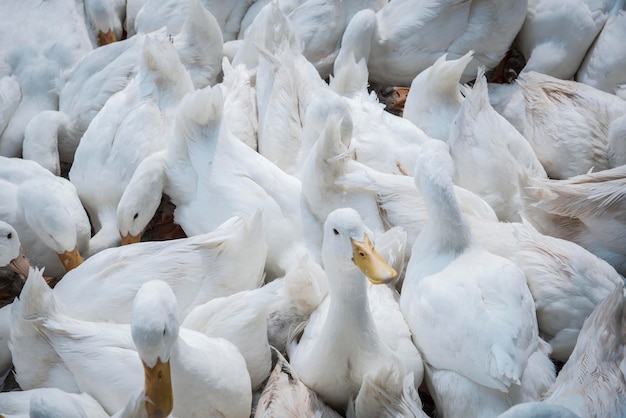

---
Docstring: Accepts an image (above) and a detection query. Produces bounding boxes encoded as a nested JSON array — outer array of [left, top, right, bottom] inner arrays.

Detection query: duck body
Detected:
[[0, 157, 89, 278], [70, 34, 194, 256], [401, 140, 554, 417], [576, 0, 626, 93], [165, 85, 303, 279], [53, 213, 266, 323], [469, 217, 625, 361], [540, 282, 626, 417], [288, 208, 416, 413], [22, 33, 142, 175], [519, 71, 626, 179], [354, 0, 526, 86], [447, 69, 546, 222], [521, 164, 626, 275], [516, 0, 616, 79], [11, 269, 253, 417]]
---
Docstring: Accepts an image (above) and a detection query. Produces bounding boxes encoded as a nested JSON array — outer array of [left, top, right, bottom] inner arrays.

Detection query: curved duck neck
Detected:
[[418, 168, 472, 256]]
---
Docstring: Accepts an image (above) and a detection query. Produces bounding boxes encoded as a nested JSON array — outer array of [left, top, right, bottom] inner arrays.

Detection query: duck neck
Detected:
[[419, 172, 472, 255], [326, 267, 377, 337], [88, 208, 121, 256]]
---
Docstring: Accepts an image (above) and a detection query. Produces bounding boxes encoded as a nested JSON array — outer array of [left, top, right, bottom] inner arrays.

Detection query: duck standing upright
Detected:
[[400, 140, 555, 418], [288, 208, 423, 413]]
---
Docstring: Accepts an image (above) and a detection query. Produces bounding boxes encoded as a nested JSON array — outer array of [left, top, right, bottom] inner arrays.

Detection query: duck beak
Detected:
[[351, 234, 397, 285], [120, 232, 142, 245], [8, 247, 30, 280], [98, 29, 117, 46], [143, 359, 174, 418], [57, 247, 83, 272]]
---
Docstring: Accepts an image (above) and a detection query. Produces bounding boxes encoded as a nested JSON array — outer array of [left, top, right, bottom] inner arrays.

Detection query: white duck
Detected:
[[521, 164, 626, 276], [515, 0, 617, 80], [539, 282, 626, 417], [0, 220, 31, 280], [11, 270, 253, 417], [469, 217, 625, 362], [576, 0, 626, 93], [52, 212, 266, 323], [402, 51, 473, 142], [164, 84, 303, 280], [22, 35, 141, 176], [24, 2, 223, 176], [400, 139, 554, 417], [0, 0, 92, 158], [518, 71, 626, 179], [288, 207, 422, 413], [0, 157, 89, 277], [337, 0, 526, 87], [299, 101, 386, 255], [446, 68, 547, 222], [69, 34, 194, 256], [0, 221, 31, 383], [499, 281, 626, 417]]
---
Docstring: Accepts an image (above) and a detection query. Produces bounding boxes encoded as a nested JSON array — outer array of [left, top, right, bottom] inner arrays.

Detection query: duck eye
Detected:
[[359, 251, 365, 257], [133, 213, 139, 220], [7, 233, 11, 239], [333, 228, 339, 235]]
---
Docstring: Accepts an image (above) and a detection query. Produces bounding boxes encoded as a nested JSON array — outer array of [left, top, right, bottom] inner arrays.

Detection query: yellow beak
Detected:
[[351, 234, 397, 285], [143, 359, 174, 418], [120, 232, 142, 245], [98, 29, 117, 46], [8, 247, 31, 280], [57, 247, 83, 272]]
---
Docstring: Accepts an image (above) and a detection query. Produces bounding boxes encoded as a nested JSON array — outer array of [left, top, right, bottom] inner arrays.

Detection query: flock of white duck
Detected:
[[1, 0, 626, 417]]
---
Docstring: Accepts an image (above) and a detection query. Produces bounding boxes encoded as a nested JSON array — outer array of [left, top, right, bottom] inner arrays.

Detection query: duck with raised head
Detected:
[[288, 208, 423, 414], [10, 269, 253, 417], [400, 139, 554, 418]]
